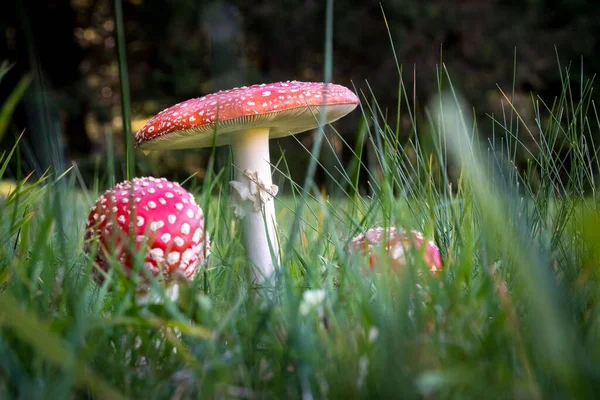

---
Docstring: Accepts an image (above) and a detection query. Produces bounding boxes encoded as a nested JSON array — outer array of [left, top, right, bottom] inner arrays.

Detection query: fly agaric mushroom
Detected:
[[134, 80, 360, 283], [83, 177, 210, 292], [348, 227, 442, 274]]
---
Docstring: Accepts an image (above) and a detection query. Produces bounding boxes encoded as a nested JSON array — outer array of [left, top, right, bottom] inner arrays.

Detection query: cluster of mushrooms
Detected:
[[83, 81, 442, 299]]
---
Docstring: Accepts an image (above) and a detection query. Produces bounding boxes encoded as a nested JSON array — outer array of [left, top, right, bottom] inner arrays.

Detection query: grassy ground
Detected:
[[3, 4, 600, 399], [2, 68, 600, 399]]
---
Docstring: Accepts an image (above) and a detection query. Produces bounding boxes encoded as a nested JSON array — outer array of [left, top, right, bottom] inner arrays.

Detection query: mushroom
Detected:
[[348, 227, 443, 274], [83, 176, 210, 299], [134, 80, 360, 283]]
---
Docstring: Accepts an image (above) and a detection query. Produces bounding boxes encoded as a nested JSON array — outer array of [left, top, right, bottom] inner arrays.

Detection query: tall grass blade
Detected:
[[0, 74, 31, 143], [115, 0, 135, 180], [284, 0, 335, 263]]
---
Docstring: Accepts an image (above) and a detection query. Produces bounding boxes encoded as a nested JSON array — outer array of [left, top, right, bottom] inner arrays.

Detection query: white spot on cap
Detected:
[[165, 192, 174, 198], [181, 249, 196, 265], [247, 101, 255, 106], [176, 203, 183, 210], [161, 233, 171, 243], [261, 91, 271, 96], [144, 261, 158, 273], [159, 197, 166, 205], [148, 201, 157, 209], [149, 248, 164, 262], [168, 214, 177, 224], [189, 116, 196, 122], [192, 228, 201, 243], [148, 126, 155, 133], [187, 209, 194, 218], [411, 230, 424, 240], [117, 215, 126, 224], [181, 223, 190, 235], [150, 220, 164, 231], [148, 187, 156, 194], [167, 251, 181, 265], [185, 259, 199, 276], [391, 244, 406, 261], [174, 236, 184, 246]]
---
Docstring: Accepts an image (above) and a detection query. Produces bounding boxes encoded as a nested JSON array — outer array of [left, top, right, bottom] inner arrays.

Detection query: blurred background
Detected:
[[1, 0, 599, 192]]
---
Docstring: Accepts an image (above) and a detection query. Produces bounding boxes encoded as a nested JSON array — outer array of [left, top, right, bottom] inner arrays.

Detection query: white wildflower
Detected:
[[357, 355, 369, 389], [299, 289, 327, 316], [368, 326, 379, 343]]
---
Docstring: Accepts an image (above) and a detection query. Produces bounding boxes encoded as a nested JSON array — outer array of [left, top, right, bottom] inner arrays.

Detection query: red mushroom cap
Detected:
[[348, 227, 443, 274], [134, 80, 360, 150], [83, 177, 210, 284]]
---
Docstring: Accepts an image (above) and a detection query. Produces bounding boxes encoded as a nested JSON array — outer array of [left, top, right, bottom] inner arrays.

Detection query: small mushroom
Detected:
[[83, 176, 210, 296], [134, 81, 360, 283], [348, 227, 443, 274]]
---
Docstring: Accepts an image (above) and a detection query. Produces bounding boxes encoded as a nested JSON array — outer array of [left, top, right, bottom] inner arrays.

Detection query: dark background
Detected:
[[1, 0, 599, 191]]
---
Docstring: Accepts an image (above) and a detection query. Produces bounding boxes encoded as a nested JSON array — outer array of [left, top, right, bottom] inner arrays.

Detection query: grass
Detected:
[[3, 4, 600, 400]]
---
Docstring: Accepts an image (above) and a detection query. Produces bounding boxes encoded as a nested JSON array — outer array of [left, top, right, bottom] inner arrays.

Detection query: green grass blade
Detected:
[[114, 0, 135, 180], [0, 74, 31, 143]]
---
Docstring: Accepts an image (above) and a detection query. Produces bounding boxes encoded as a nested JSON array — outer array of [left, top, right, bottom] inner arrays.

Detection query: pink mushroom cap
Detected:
[[348, 227, 443, 274], [134, 80, 360, 150], [83, 177, 210, 284]]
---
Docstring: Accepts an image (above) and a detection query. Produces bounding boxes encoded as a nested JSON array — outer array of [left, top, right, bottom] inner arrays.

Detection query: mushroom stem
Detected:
[[229, 127, 280, 283]]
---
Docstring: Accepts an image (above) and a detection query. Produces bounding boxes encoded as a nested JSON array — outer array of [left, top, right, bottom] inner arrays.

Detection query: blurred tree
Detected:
[[0, 0, 89, 178]]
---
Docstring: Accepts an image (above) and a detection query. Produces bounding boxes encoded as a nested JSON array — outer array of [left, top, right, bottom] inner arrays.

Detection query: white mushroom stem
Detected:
[[229, 127, 280, 283]]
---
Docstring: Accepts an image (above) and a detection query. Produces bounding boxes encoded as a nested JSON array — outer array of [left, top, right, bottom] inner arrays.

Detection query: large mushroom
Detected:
[[348, 227, 443, 274], [134, 81, 360, 283], [83, 176, 210, 299]]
